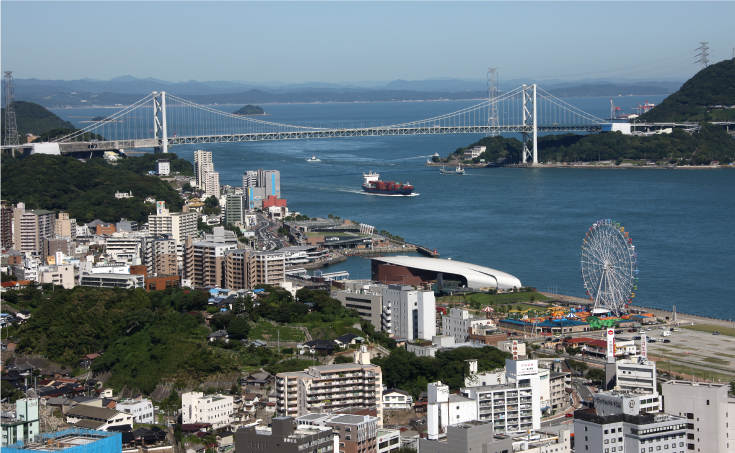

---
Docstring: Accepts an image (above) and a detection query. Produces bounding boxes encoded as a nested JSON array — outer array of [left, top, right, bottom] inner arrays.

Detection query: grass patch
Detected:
[[439, 292, 549, 306], [249, 321, 305, 342], [682, 324, 735, 337], [303, 321, 363, 341], [700, 357, 732, 365]]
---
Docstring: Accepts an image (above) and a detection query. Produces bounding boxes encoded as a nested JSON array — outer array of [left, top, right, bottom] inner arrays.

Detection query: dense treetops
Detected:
[[114, 152, 194, 176], [233, 104, 265, 115], [0, 101, 74, 136], [1, 154, 184, 223], [640, 58, 735, 122], [372, 345, 510, 398]]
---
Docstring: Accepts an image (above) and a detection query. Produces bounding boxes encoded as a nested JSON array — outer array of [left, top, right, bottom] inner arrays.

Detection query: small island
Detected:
[[233, 104, 265, 115]]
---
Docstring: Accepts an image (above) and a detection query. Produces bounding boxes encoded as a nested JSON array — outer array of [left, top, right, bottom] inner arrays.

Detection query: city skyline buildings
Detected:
[[2, 2, 733, 84]]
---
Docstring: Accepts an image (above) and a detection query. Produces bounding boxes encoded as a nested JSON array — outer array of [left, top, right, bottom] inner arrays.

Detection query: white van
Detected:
[[662, 331, 671, 337]]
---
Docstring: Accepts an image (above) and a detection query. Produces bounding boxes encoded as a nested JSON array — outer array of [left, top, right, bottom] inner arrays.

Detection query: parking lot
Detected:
[[639, 326, 735, 381]]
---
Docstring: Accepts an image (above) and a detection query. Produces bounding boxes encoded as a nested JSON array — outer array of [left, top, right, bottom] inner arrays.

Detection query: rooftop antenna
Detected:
[[3, 71, 19, 146], [695, 42, 710, 70], [486, 68, 499, 137]]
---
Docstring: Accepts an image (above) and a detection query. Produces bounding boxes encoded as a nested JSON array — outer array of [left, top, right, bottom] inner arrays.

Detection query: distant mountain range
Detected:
[[3, 75, 683, 107]]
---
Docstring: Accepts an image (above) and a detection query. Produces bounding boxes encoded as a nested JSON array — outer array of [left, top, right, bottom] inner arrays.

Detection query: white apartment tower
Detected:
[[381, 284, 436, 341], [204, 171, 221, 199], [194, 150, 214, 189]]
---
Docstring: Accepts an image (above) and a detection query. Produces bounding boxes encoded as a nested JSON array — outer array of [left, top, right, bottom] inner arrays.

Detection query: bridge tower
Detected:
[[521, 84, 538, 164], [153, 91, 168, 153]]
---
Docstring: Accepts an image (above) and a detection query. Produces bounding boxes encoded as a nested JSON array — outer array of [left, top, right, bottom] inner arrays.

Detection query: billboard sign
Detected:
[[640, 333, 647, 359], [512, 340, 519, 360], [606, 329, 615, 358]]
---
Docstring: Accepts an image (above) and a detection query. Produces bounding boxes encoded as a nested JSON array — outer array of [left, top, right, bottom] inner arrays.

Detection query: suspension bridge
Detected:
[[49, 84, 607, 164]]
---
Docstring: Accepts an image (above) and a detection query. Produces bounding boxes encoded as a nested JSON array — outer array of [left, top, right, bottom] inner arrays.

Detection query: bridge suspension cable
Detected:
[[54, 85, 607, 164]]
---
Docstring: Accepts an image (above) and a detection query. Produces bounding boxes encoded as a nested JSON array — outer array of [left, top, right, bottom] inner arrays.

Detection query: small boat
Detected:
[[440, 165, 465, 175], [306, 155, 321, 162]]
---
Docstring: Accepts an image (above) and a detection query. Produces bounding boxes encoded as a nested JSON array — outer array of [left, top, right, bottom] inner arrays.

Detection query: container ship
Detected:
[[362, 172, 414, 195]]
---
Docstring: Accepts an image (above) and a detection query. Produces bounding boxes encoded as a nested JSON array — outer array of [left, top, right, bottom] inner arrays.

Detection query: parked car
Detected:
[[632, 336, 641, 340], [615, 330, 623, 334], [713, 331, 721, 335], [628, 329, 637, 333], [663, 339, 671, 343], [565, 413, 574, 417]]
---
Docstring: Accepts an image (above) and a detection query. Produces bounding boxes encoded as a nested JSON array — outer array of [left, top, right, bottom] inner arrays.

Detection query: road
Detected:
[[254, 214, 287, 251]]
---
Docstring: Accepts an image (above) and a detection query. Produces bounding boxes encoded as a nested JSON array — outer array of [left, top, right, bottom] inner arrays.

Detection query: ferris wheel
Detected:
[[581, 219, 638, 316]]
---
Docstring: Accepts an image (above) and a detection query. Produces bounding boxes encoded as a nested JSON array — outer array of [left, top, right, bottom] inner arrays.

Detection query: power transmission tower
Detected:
[[695, 42, 710, 70], [3, 71, 19, 146], [486, 68, 499, 137]]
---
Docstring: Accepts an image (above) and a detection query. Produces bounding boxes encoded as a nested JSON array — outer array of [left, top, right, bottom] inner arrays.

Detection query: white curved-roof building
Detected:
[[371, 256, 522, 290]]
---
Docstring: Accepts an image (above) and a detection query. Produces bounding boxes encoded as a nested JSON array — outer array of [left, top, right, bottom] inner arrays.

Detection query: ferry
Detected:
[[306, 155, 321, 162]]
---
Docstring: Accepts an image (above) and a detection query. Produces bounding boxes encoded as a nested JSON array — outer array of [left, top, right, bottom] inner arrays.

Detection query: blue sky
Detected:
[[2, 1, 733, 83]]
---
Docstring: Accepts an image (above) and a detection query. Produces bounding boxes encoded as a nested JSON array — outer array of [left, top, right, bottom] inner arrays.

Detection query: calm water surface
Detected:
[[52, 95, 735, 319]]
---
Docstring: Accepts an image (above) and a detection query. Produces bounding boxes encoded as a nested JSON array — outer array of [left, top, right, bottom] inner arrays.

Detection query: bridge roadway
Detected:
[[56, 124, 601, 153]]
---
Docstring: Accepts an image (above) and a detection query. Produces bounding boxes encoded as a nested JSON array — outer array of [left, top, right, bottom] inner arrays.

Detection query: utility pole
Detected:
[[695, 42, 710, 70], [486, 68, 499, 137], [3, 71, 19, 146]]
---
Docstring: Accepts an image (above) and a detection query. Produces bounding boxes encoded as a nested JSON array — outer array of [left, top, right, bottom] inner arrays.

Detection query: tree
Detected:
[[228, 316, 250, 340], [586, 368, 606, 384]]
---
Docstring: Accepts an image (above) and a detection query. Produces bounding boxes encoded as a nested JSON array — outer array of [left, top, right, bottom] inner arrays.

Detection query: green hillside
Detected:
[[639, 59, 735, 122], [0, 101, 75, 138], [1, 154, 184, 223], [455, 124, 735, 165]]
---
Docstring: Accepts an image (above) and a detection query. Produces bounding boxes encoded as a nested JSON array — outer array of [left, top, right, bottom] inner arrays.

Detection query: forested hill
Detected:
[[640, 58, 735, 122], [1, 154, 184, 223], [0, 101, 75, 136]]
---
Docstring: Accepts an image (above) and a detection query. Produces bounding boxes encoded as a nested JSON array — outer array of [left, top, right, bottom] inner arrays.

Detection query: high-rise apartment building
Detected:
[[144, 236, 178, 276], [661, 380, 735, 452], [147, 203, 197, 244], [381, 284, 436, 341], [183, 239, 238, 287], [224, 194, 247, 226], [12, 203, 55, 254], [204, 171, 220, 199], [194, 150, 213, 189]]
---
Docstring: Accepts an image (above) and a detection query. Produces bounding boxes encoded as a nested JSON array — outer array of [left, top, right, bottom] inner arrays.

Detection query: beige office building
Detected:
[[53, 212, 76, 239]]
